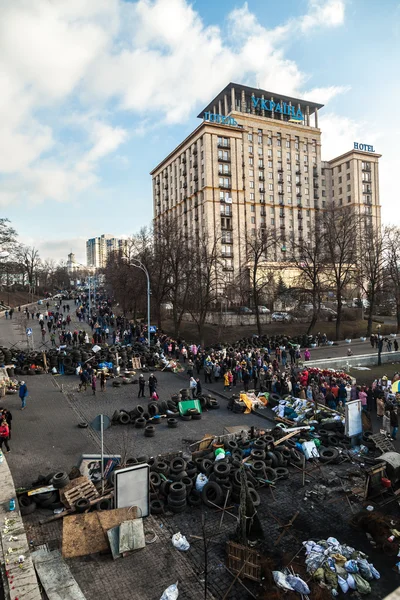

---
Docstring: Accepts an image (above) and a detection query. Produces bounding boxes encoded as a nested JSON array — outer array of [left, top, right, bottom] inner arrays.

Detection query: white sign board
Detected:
[[345, 399, 362, 438], [115, 464, 149, 517]]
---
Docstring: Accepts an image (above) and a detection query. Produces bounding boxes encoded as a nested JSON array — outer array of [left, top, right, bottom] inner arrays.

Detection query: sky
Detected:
[[0, 0, 399, 264]]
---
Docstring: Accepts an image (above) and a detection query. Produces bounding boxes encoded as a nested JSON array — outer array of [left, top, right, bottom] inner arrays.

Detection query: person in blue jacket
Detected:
[[19, 381, 28, 410]]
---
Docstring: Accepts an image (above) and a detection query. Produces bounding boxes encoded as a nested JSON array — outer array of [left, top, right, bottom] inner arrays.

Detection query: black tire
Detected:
[[187, 490, 202, 507], [96, 498, 111, 511], [119, 413, 130, 424], [145, 426, 155, 437], [266, 451, 279, 468], [273, 451, 285, 467], [155, 461, 169, 476], [112, 410, 121, 422], [148, 402, 159, 417], [170, 457, 186, 472], [275, 467, 290, 480], [135, 417, 146, 429], [319, 447, 339, 463], [200, 458, 213, 475], [251, 461, 266, 475], [33, 490, 54, 504], [251, 449, 266, 460], [133, 405, 145, 417], [201, 482, 223, 508], [167, 418, 178, 428], [150, 499, 164, 515], [192, 413, 202, 420], [52, 471, 70, 489], [209, 400, 220, 409], [167, 495, 187, 508], [75, 498, 90, 513], [289, 449, 304, 466], [169, 482, 186, 498], [38, 492, 59, 508], [225, 440, 239, 452], [181, 414, 192, 421], [160, 480, 170, 497], [248, 488, 261, 507], [150, 471, 162, 488], [253, 439, 266, 450], [280, 448, 291, 462], [214, 462, 231, 477], [264, 467, 277, 482], [181, 477, 193, 492], [19, 495, 37, 515], [327, 435, 340, 446]]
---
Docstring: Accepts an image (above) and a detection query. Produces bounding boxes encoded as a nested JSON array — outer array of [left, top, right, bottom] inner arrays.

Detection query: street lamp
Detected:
[[130, 259, 151, 347]]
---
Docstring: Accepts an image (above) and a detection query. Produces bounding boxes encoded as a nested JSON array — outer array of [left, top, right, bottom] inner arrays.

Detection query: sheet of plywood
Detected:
[[62, 513, 108, 558], [33, 549, 86, 600], [97, 507, 137, 534]]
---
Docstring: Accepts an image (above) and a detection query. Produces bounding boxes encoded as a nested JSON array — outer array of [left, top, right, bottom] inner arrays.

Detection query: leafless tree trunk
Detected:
[[386, 226, 400, 333]]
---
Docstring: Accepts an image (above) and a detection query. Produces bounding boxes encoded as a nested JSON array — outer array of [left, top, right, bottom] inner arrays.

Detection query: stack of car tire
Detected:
[[18, 471, 70, 516]]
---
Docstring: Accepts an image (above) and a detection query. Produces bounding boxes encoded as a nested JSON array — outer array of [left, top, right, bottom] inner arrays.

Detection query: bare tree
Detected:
[[357, 224, 387, 335], [321, 206, 359, 340], [290, 215, 326, 334], [243, 226, 277, 335], [386, 225, 400, 333], [0, 218, 18, 253], [16, 246, 41, 298], [187, 234, 223, 346]]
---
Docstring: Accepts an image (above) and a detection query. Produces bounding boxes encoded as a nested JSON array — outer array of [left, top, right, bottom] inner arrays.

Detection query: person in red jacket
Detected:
[[0, 418, 10, 453]]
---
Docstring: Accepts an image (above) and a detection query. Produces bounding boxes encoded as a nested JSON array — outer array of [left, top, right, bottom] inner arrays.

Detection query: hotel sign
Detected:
[[251, 96, 304, 122], [354, 142, 375, 152], [203, 112, 238, 126]]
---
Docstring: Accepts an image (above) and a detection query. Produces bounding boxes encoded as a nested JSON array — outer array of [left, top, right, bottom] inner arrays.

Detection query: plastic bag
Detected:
[[344, 560, 359, 573], [357, 558, 373, 580], [347, 574, 357, 590], [272, 571, 294, 591], [369, 563, 380, 579], [286, 575, 310, 594], [195, 473, 208, 492], [353, 573, 371, 595], [172, 533, 190, 552], [160, 582, 179, 600], [337, 575, 349, 594]]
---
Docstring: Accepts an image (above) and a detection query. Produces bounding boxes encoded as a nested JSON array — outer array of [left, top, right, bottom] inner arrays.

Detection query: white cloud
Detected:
[[0, 0, 348, 213], [303, 85, 351, 104]]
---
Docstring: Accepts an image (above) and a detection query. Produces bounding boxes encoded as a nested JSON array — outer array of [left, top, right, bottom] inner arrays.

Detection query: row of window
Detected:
[[220, 134, 318, 151]]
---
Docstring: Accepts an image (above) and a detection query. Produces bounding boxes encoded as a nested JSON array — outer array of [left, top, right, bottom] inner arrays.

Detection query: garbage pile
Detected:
[[271, 395, 345, 429], [351, 511, 400, 558], [302, 536, 380, 595]]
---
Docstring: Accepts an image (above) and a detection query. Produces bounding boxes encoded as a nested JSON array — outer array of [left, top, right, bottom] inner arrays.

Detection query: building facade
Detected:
[[86, 234, 128, 268], [151, 83, 381, 284]]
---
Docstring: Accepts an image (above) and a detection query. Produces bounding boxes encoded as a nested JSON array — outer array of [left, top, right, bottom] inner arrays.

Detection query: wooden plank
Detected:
[[97, 507, 137, 534], [62, 513, 108, 558], [274, 431, 298, 446], [107, 526, 121, 560], [33, 549, 86, 600]]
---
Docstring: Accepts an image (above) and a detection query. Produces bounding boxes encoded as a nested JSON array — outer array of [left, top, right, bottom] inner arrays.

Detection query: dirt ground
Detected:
[[0, 289, 41, 308]]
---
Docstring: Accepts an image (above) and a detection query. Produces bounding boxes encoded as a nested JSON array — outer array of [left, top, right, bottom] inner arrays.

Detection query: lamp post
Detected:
[[130, 259, 151, 347]]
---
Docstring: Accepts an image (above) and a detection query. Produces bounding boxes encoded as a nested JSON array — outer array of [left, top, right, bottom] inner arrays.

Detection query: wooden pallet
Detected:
[[63, 477, 99, 509], [370, 433, 395, 454], [226, 541, 262, 582]]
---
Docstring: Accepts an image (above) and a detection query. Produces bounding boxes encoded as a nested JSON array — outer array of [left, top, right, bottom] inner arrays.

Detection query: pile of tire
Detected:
[[18, 471, 70, 516], [111, 400, 170, 428]]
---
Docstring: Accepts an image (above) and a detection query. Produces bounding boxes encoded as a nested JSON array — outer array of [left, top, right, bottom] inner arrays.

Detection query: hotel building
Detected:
[[151, 83, 381, 284], [86, 234, 128, 269]]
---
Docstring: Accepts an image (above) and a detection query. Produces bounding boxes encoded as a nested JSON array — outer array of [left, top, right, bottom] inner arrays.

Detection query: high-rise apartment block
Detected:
[[151, 83, 381, 283], [86, 234, 127, 268]]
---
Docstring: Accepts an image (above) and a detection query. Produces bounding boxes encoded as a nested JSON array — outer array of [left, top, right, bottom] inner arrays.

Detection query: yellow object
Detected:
[[240, 393, 253, 414]]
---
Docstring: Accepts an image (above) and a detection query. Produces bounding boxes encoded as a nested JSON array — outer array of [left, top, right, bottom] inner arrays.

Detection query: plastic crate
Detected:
[[178, 399, 202, 416]]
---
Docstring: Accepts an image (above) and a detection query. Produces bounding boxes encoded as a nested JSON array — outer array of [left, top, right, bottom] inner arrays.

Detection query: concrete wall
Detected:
[[181, 312, 272, 327], [307, 351, 400, 371]]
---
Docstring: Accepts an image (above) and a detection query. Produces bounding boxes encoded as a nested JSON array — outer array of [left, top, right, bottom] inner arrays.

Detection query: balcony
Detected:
[[296, 170, 301, 175], [181, 157, 186, 164], [222, 237, 233, 244], [296, 193, 302, 198], [314, 203, 320, 210], [183, 182, 187, 188], [314, 182, 319, 188], [220, 208, 232, 216], [217, 141, 230, 149], [259, 175, 265, 181], [218, 156, 231, 163], [296, 181, 302, 186], [278, 168, 283, 173], [298, 214, 303, 220], [363, 188, 372, 194], [259, 187, 265, 193], [219, 171, 231, 177], [193, 147, 198, 155], [278, 178, 284, 184], [221, 224, 233, 231], [259, 165, 265, 170], [219, 183, 232, 190], [221, 252, 233, 258], [223, 266, 234, 271], [193, 160, 198, 168], [314, 194, 319, 200], [362, 165, 371, 171]]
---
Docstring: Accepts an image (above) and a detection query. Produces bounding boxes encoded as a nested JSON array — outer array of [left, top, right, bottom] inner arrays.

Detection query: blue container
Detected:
[[9, 498, 15, 511]]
